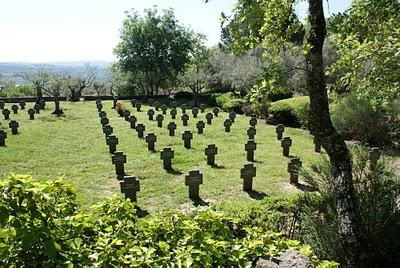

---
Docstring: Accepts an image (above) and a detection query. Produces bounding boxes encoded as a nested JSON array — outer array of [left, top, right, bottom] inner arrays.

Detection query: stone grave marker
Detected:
[[213, 107, 219, 117], [34, 104, 40, 114], [148, 98, 154, 105], [131, 99, 137, 107], [97, 103, 103, 112], [281, 137, 292, 157], [247, 127, 256, 140], [243, 103, 252, 116], [19, 101, 26, 110], [103, 125, 113, 138], [160, 147, 174, 171], [147, 109, 155, 121], [276, 124, 285, 140], [39, 99, 46, 109], [249, 117, 257, 127], [170, 108, 177, 119], [154, 101, 160, 111], [181, 114, 189, 126], [181, 103, 187, 114], [123, 110, 131, 121], [9, 120, 19, 134], [0, 130, 7, 146], [200, 103, 206, 113], [120, 175, 140, 202], [229, 112, 236, 123], [288, 158, 302, 184], [28, 108, 35, 120], [245, 140, 257, 162], [240, 163, 256, 191], [136, 123, 145, 138], [106, 135, 119, 154], [100, 117, 109, 126], [128, 115, 137, 129], [182, 130, 193, 149], [368, 147, 381, 170], [172, 101, 178, 109], [2, 109, 10, 120], [99, 111, 107, 118], [0, 101, 4, 110], [205, 113, 213, 125], [156, 114, 164, 127], [205, 144, 218, 166], [161, 105, 168, 114], [112, 98, 117, 109], [185, 170, 203, 199], [314, 137, 321, 153], [192, 107, 199, 118], [196, 121, 205, 134], [167, 122, 177, 136], [96, 99, 102, 106], [145, 133, 157, 151], [11, 104, 18, 114], [136, 102, 142, 112], [111, 152, 126, 178], [224, 119, 232, 132]]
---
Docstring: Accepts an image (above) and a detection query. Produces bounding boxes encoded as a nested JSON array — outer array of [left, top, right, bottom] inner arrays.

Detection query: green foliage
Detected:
[[300, 147, 400, 265], [215, 92, 245, 112], [174, 90, 194, 100], [114, 8, 194, 96], [331, 93, 390, 146], [327, 0, 400, 110], [0, 174, 334, 267], [249, 79, 293, 103], [0, 84, 36, 97], [268, 96, 309, 128]]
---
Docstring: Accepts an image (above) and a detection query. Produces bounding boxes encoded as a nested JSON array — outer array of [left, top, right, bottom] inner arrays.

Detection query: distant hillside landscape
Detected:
[[0, 61, 111, 84]]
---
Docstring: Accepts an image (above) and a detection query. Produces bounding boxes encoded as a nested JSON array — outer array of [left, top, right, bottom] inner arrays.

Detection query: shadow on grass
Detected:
[[246, 190, 268, 200], [211, 164, 225, 169], [191, 197, 210, 207], [166, 168, 183, 175], [135, 205, 150, 218], [295, 182, 317, 192]]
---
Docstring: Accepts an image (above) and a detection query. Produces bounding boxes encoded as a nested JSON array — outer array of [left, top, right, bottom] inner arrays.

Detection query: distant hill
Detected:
[[0, 61, 112, 84]]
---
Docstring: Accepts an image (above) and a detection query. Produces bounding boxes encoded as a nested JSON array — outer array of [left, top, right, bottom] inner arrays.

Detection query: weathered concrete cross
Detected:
[[145, 133, 157, 151], [240, 163, 256, 191], [185, 170, 203, 199], [182, 130, 193, 149], [205, 144, 218, 166], [245, 140, 257, 162], [120, 175, 140, 202], [160, 147, 174, 171]]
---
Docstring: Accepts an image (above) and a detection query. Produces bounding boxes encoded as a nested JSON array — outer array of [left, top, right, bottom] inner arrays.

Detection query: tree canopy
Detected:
[[114, 8, 194, 96]]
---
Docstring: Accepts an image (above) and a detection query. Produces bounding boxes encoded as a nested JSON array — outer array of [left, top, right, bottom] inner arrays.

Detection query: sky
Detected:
[[0, 0, 351, 63]]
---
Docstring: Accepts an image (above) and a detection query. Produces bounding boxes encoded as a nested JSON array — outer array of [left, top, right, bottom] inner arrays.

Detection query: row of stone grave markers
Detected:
[[96, 99, 141, 202]]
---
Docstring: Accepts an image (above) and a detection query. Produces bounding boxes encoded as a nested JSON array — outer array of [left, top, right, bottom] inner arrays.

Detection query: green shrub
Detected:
[[266, 86, 293, 102], [300, 146, 400, 265], [0, 174, 335, 267], [268, 96, 310, 128], [215, 92, 245, 113], [331, 93, 390, 146], [2, 84, 36, 97]]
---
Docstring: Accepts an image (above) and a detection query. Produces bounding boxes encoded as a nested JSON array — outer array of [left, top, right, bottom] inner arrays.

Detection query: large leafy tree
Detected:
[[327, 0, 400, 110], [114, 8, 194, 96], [217, 0, 367, 266]]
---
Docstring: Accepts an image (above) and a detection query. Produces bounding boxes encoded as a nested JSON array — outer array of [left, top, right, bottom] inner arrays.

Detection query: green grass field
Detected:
[[0, 100, 324, 211]]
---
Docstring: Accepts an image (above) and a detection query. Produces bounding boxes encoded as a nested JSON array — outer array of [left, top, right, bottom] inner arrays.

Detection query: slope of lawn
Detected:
[[0, 100, 323, 211]]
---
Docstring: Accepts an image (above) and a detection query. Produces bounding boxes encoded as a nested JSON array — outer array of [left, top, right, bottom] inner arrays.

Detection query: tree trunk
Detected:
[[52, 97, 64, 116], [36, 87, 43, 103], [306, 0, 366, 267], [70, 89, 81, 102]]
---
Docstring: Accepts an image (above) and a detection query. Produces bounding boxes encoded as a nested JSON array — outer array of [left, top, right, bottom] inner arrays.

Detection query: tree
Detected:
[[219, 0, 366, 266], [23, 69, 51, 103], [66, 64, 96, 101], [42, 72, 66, 115], [114, 8, 194, 96], [327, 0, 400, 110], [92, 81, 107, 96], [179, 34, 211, 99]]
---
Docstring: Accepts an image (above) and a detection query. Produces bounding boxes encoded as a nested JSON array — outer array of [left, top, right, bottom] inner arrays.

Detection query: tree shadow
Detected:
[[246, 190, 268, 200], [135, 205, 150, 218], [191, 197, 210, 207], [294, 182, 317, 192], [211, 164, 225, 169], [166, 168, 183, 175]]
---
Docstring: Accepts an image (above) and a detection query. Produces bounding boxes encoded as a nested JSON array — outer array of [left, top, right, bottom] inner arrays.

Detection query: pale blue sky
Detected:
[[0, 0, 351, 62]]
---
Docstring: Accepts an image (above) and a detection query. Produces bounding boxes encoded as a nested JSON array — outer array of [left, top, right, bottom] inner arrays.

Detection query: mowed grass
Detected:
[[0, 100, 324, 211]]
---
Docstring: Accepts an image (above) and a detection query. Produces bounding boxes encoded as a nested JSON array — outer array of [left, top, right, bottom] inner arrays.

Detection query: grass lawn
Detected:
[[1, 100, 324, 211]]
